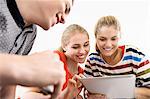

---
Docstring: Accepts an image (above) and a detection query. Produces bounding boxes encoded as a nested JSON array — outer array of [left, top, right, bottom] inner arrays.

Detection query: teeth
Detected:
[[104, 48, 112, 51], [78, 55, 85, 59]]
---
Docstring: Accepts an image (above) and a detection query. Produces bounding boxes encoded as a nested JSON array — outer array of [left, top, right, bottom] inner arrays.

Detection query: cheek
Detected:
[[85, 47, 90, 54], [66, 50, 76, 57], [96, 41, 103, 47], [112, 40, 119, 46], [47, 8, 57, 18], [53, 1, 65, 12]]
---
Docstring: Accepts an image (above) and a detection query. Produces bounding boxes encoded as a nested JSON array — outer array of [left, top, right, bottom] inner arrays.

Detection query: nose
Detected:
[[79, 47, 87, 54], [105, 40, 112, 47], [60, 14, 65, 24], [56, 13, 66, 24]]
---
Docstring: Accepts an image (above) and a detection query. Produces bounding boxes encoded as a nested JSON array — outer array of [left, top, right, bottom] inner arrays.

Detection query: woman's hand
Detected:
[[136, 87, 150, 99], [66, 75, 83, 98], [58, 74, 83, 99], [83, 88, 107, 99]]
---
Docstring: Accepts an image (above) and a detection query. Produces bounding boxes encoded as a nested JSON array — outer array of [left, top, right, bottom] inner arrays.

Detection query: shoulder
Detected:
[[124, 45, 145, 56], [87, 51, 105, 64], [87, 51, 100, 61], [88, 50, 100, 58], [54, 50, 66, 62]]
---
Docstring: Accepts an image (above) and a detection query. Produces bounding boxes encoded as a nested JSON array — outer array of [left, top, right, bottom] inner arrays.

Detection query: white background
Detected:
[[30, 0, 150, 56], [16, 0, 150, 98]]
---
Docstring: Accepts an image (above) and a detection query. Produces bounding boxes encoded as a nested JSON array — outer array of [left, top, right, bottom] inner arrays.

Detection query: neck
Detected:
[[101, 48, 122, 65], [66, 57, 78, 75]]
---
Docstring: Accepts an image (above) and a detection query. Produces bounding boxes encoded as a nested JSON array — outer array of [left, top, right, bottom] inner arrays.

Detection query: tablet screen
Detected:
[[79, 74, 136, 98]]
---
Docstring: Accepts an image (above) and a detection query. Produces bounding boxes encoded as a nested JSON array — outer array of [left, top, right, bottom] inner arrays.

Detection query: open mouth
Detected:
[[77, 55, 85, 60], [103, 48, 112, 51]]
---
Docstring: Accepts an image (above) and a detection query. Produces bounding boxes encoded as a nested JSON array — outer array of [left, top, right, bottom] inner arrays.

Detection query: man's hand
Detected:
[[12, 50, 65, 98]]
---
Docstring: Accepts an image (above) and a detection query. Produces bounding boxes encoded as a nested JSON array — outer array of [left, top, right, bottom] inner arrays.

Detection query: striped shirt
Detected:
[[84, 45, 150, 87]]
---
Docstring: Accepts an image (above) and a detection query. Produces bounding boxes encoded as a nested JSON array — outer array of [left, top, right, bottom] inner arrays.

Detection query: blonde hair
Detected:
[[94, 15, 121, 52], [58, 24, 89, 52], [94, 15, 121, 37]]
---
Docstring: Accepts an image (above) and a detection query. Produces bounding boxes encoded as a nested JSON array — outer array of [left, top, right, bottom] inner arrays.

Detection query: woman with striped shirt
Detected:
[[84, 15, 150, 99]]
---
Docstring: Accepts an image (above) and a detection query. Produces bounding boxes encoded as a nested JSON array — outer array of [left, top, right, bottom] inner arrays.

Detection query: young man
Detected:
[[0, 0, 74, 98]]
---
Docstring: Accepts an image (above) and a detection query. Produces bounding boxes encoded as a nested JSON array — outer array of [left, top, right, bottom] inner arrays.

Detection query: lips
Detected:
[[77, 55, 86, 59], [103, 48, 112, 51]]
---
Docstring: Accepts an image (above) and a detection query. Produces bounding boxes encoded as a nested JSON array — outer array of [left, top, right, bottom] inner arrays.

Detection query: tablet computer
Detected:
[[79, 74, 136, 98]]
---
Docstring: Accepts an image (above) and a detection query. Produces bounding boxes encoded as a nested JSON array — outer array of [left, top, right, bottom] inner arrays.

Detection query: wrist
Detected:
[[11, 55, 33, 86], [0, 54, 19, 85], [16, 56, 35, 86]]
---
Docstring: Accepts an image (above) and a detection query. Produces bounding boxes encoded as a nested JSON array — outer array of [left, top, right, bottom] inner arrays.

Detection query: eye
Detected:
[[111, 37, 118, 41], [111, 38, 116, 41], [72, 46, 79, 49], [84, 42, 89, 47], [65, 3, 71, 14], [98, 38, 106, 42]]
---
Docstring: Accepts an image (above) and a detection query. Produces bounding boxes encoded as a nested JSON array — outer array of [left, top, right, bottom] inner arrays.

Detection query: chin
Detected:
[[42, 25, 50, 30], [39, 22, 51, 30], [38, 25, 49, 30], [78, 60, 85, 64], [102, 52, 113, 57]]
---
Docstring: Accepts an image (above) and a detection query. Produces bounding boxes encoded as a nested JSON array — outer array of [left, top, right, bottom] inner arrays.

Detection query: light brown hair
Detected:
[[94, 15, 121, 52], [58, 24, 89, 52], [94, 15, 121, 38]]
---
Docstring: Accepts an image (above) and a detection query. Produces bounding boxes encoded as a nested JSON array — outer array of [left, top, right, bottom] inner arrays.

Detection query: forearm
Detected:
[[0, 54, 33, 86], [0, 54, 19, 85], [136, 87, 150, 98], [0, 50, 66, 94]]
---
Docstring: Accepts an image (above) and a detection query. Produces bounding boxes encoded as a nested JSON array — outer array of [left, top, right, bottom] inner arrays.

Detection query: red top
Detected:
[[54, 50, 84, 90]]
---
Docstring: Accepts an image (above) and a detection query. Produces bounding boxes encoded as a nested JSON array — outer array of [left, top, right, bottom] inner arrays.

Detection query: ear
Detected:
[[63, 47, 66, 52], [62, 45, 67, 52]]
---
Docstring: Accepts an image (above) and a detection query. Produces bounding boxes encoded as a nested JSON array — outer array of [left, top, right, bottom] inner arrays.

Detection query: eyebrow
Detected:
[[73, 44, 80, 46], [98, 35, 118, 38], [72, 41, 89, 46]]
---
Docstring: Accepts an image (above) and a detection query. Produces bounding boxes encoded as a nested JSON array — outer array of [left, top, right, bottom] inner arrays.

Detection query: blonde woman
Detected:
[[21, 24, 90, 99], [84, 15, 150, 99]]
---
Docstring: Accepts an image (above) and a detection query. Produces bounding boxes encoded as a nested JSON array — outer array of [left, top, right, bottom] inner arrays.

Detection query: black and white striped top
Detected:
[[84, 45, 150, 87]]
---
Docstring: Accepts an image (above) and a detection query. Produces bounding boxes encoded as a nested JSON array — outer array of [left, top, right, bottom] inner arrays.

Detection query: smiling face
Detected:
[[64, 33, 90, 63], [96, 25, 120, 57], [94, 16, 121, 57], [37, 0, 73, 30]]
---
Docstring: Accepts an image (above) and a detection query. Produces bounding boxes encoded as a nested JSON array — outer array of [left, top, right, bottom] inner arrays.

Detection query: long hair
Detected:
[[94, 15, 121, 52]]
